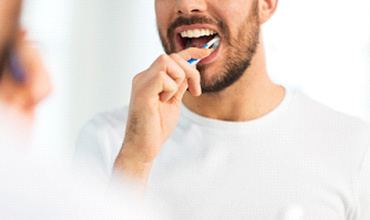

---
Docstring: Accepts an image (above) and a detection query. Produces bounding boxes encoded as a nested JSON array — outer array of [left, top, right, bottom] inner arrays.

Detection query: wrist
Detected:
[[120, 142, 157, 164], [113, 144, 154, 182]]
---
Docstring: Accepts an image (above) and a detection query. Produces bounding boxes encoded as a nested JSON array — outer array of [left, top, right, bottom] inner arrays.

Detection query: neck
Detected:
[[182, 40, 285, 122]]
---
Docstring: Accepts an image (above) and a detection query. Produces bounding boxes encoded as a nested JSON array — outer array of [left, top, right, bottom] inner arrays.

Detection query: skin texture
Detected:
[[0, 1, 51, 122], [0, 0, 21, 72], [158, 0, 260, 93], [114, 47, 212, 188], [114, 0, 284, 187]]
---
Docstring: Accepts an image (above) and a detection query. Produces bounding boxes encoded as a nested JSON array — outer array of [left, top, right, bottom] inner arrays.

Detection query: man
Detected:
[[75, 0, 370, 219]]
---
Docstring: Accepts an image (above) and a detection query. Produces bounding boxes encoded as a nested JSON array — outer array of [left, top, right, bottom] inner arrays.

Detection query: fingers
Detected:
[[151, 53, 200, 97], [172, 47, 211, 96], [135, 47, 211, 104], [0, 29, 51, 114], [177, 47, 213, 61], [167, 47, 211, 96], [151, 54, 186, 86], [173, 80, 189, 103], [158, 71, 179, 102], [169, 53, 201, 96], [16, 32, 52, 106]]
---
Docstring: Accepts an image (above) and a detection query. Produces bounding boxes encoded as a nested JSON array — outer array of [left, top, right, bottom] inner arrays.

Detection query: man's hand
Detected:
[[114, 47, 212, 186], [0, 30, 51, 121]]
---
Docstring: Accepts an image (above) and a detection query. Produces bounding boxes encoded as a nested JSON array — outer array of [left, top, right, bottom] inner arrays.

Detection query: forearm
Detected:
[[113, 144, 154, 189], [111, 48, 205, 190]]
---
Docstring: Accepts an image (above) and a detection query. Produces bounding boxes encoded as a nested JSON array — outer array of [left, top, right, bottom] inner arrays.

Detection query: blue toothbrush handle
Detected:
[[187, 58, 198, 65], [186, 36, 220, 65]]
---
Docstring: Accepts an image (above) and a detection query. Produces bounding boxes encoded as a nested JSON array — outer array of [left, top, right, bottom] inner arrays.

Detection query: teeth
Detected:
[[180, 29, 216, 38]]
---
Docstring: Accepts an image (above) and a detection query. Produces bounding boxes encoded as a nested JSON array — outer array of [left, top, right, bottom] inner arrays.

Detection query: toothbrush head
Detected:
[[204, 36, 220, 50], [210, 37, 220, 49]]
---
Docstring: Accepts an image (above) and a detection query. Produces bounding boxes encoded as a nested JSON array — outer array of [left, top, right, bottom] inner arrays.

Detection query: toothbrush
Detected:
[[9, 50, 26, 83], [187, 36, 220, 65]]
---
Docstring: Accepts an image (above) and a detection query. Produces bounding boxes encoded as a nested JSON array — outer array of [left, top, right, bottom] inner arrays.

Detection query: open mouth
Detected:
[[177, 28, 220, 50]]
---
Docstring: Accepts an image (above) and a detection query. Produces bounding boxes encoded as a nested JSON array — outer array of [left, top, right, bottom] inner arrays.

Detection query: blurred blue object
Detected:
[[9, 51, 26, 83]]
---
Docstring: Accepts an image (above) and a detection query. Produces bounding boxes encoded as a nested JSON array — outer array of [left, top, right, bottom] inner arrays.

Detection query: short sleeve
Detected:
[[74, 109, 128, 181]]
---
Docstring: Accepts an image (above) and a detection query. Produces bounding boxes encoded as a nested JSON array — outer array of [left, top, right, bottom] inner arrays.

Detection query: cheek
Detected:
[[213, 0, 251, 37], [155, 0, 172, 37]]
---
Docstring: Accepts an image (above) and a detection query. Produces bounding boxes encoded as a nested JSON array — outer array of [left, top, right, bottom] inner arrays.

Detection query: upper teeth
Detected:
[[180, 29, 216, 38]]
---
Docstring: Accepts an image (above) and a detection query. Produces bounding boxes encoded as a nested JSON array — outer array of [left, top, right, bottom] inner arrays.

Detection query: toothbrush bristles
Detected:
[[205, 36, 220, 49]]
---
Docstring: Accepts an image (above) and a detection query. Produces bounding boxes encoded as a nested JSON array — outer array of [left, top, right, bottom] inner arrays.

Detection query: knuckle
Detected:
[[157, 71, 167, 82], [158, 71, 166, 78], [157, 54, 169, 64], [171, 83, 179, 91], [169, 53, 180, 60], [131, 74, 144, 94], [187, 68, 200, 80], [132, 73, 142, 84]]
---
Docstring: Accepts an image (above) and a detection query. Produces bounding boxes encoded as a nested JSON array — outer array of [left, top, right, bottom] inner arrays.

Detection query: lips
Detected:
[[172, 25, 222, 65], [174, 25, 220, 51], [198, 44, 221, 65]]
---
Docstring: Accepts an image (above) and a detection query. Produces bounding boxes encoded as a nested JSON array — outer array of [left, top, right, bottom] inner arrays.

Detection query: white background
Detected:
[[22, 0, 370, 160]]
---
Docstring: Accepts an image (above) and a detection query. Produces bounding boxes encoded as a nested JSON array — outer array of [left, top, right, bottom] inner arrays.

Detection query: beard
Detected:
[[158, 1, 260, 94]]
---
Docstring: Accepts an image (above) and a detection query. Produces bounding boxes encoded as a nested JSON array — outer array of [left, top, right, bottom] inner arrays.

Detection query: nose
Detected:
[[175, 0, 207, 15]]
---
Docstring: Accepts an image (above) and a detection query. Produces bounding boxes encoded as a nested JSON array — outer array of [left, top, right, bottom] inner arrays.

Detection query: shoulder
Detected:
[[288, 90, 370, 164], [83, 106, 130, 133], [74, 106, 130, 177], [77, 106, 130, 148], [291, 90, 370, 135]]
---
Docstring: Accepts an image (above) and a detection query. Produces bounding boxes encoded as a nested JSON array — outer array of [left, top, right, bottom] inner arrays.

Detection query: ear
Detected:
[[258, 0, 279, 24]]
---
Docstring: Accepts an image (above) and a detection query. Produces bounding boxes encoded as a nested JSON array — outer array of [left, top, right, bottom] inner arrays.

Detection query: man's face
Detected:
[[0, 0, 21, 72], [156, 0, 260, 93]]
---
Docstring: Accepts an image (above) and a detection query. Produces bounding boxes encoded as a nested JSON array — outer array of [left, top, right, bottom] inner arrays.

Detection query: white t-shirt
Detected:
[[0, 150, 146, 220], [0, 106, 163, 220], [75, 88, 370, 220]]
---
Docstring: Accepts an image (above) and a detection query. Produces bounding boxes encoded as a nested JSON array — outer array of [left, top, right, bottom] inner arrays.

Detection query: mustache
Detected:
[[167, 15, 229, 41]]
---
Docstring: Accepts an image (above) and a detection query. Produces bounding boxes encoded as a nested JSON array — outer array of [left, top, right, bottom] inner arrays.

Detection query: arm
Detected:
[[112, 48, 213, 188]]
